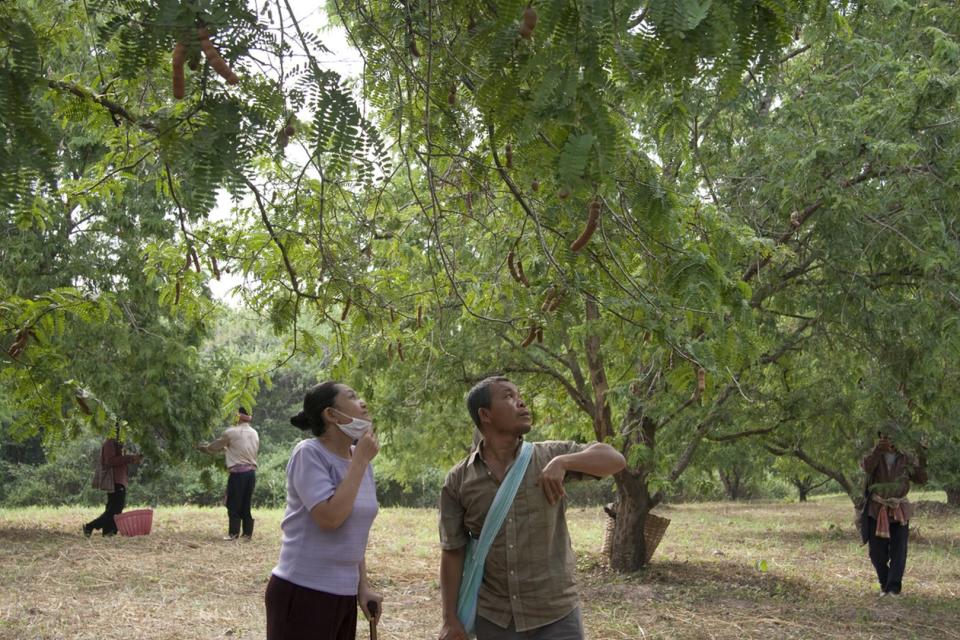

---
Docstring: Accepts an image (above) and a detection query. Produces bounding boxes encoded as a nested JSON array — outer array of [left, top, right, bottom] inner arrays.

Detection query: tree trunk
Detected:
[[610, 470, 654, 571], [791, 477, 811, 502], [947, 486, 960, 507], [719, 468, 743, 500]]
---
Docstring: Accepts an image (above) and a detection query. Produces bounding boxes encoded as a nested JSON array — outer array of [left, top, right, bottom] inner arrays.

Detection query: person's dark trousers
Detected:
[[226, 470, 256, 538], [867, 516, 910, 594], [84, 483, 126, 536], [265, 574, 357, 640]]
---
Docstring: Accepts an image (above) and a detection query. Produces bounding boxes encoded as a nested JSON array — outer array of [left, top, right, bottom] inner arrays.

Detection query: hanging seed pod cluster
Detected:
[[507, 250, 530, 286], [171, 26, 239, 100], [519, 5, 538, 38]]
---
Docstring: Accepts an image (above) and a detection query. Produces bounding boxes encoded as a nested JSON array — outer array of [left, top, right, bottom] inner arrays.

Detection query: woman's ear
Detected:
[[323, 406, 339, 426]]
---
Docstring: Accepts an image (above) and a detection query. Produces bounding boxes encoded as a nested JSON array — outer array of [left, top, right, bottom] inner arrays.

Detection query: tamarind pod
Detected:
[[284, 125, 296, 136], [505, 143, 513, 168], [76, 395, 92, 415], [210, 255, 221, 280], [397, 339, 405, 361], [531, 179, 540, 192], [340, 297, 352, 321], [174, 280, 181, 305], [465, 192, 473, 211], [507, 251, 523, 284], [546, 290, 564, 312], [387, 343, 392, 361], [520, 325, 538, 348], [409, 39, 421, 57], [191, 248, 202, 273], [536, 327, 543, 343], [519, 22, 533, 39], [390, 308, 395, 323], [187, 47, 201, 71], [183, 251, 193, 273], [569, 200, 601, 252], [516, 258, 530, 287], [417, 304, 423, 328], [172, 42, 186, 99], [540, 288, 555, 312], [447, 86, 456, 106], [7, 331, 29, 359], [523, 7, 539, 29], [697, 367, 706, 394], [200, 36, 239, 84]]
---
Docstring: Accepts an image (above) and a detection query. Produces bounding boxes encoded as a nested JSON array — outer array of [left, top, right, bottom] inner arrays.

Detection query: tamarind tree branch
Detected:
[[47, 80, 157, 132], [704, 425, 779, 442], [764, 441, 855, 498], [584, 298, 613, 441], [486, 121, 569, 283], [242, 175, 312, 300], [742, 164, 880, 282]]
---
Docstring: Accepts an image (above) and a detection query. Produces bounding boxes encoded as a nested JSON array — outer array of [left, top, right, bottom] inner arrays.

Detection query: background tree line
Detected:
[[2, 0, 958, 571]]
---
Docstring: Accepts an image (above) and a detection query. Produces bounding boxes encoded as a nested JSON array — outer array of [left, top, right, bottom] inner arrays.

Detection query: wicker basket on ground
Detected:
[[601, 505, 670, 564], [114, 508, 154, 536]]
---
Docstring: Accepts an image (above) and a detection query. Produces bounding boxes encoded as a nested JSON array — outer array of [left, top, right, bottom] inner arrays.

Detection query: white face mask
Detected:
[[333, 409, 372, 440]]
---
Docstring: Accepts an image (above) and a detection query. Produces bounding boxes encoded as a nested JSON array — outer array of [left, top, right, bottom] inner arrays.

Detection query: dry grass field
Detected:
[[1, 492, 958, 639]]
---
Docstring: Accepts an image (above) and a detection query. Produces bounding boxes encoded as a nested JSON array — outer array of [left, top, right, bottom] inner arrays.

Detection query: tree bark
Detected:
[[610, 469, 654, 571], [947, 486, 960, 507], [719, 467, 744, 500]]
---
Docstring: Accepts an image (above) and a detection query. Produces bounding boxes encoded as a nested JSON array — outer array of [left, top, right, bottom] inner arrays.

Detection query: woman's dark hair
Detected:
[[290, 381, 342, 437]]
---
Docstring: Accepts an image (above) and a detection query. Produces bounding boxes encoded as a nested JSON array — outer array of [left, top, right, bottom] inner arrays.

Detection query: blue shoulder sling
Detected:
[[456, 441, 534, 636]]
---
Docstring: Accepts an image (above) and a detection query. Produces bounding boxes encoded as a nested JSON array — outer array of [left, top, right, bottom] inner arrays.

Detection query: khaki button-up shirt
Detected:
[[201, 425, 260, 469], [439, 440, 591, 632]]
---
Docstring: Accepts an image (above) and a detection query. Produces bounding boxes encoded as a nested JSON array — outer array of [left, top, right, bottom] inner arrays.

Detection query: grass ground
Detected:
[[0, 492, 957, 639]]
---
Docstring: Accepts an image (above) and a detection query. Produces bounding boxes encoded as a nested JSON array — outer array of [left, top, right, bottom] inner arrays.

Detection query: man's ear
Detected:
[[477, 407, 491, 428]]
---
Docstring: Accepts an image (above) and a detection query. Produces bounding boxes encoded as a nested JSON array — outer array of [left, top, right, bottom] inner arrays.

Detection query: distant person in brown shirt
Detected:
[[861, 430, 928, 596], [438, 376, 626, 640], [84, 435, 143, 537]]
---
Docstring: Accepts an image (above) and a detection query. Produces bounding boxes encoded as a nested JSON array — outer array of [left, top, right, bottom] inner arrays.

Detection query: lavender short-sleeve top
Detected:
[[271, 438, 378, 595]]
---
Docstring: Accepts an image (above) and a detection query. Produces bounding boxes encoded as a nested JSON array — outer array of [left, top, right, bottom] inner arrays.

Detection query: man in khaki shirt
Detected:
[[438, 376, 626, 640], [198, 407, 260, 540]]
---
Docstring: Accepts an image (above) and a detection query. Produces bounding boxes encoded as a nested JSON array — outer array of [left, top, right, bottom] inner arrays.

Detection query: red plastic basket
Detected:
[[113, 508, 153, 536]]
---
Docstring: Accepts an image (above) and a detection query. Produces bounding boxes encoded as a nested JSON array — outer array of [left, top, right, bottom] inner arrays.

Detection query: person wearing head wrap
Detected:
[[860, 430, 928, 596], [197, 407, 260, 539]]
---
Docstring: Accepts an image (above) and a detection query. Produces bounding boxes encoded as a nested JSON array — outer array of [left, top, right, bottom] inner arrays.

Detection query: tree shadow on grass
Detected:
[[579, 556, 811, 606], [579, 556, 960, 639], [745, 526, 960, 551]]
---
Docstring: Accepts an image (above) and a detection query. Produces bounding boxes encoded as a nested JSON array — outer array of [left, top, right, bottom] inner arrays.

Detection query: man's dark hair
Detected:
[[466, 376, 511, 429]]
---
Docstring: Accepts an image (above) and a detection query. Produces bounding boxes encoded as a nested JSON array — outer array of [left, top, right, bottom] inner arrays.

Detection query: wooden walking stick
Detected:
[[367, 600, 378, 640]]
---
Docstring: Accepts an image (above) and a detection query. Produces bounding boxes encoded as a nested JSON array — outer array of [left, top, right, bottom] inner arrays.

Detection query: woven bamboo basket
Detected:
[[114, 508, 153, 536], [602, 510, 671, 564]]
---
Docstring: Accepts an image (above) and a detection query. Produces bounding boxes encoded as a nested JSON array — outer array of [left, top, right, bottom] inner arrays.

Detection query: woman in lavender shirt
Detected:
[[265, 381, 383, 640]]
